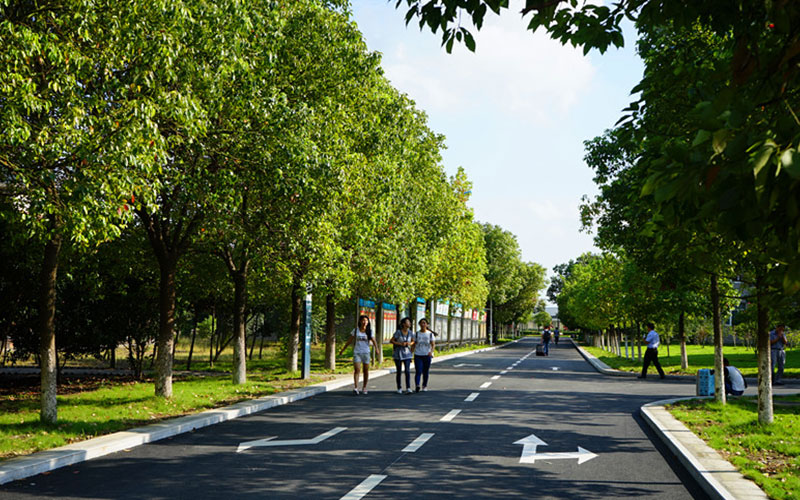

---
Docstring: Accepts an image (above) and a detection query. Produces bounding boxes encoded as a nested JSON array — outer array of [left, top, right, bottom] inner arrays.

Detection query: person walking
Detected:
[[724, 358, 747, 396], [770, 324, 788, 385], [553, 327, 560, 345], [339, 315, 379, 395], [541, 327, 552, 356], [638, 322, 665, 379], [390, 317, 415, 394], [413, 318, 436, 392]]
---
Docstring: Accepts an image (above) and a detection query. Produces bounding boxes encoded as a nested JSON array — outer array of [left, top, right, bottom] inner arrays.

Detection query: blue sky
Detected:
[[350, 1, 644, 278]]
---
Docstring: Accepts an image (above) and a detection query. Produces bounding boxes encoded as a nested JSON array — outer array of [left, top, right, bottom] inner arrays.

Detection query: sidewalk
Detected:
[[572, 339, 770, 500], [0, 340, 515, 486]]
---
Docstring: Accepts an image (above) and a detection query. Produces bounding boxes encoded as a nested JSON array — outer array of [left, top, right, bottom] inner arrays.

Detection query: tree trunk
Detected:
[[155, 258, 178, 398], [287, 279, 302, 372], [232, 269, 247, 384], [756, 271, 773, 424], [679, 311, 688, 370], [711, 274, 725, 404], [325, 293, 336, 370], [38, 230, 62, 424], [636, 323, 642, 361], [187, 314, 197, 371], [209, 306, 215, 368]]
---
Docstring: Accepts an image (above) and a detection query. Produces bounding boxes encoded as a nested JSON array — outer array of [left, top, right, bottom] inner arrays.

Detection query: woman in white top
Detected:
[[413, 318, 435, 392], [338, 315, 378, 395]]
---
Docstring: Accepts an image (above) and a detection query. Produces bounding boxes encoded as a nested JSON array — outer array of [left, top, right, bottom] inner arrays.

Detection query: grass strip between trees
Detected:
[[668, 397, 800, 500], [1, 340, 502, 461], [581, 344, 799, 378]]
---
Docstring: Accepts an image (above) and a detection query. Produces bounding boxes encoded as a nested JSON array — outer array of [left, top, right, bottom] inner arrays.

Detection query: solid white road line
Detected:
[[340, 474, 388, 500], [480, 382, 492, 389], [403, 433, 435, 452], [465, 392, 479, 402], [440, 410, 462, 422], [491, 375, 501, 380]]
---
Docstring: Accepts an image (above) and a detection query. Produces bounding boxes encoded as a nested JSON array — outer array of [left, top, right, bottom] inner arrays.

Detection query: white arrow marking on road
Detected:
[[514, 434, 597, 464], [453, 363, 482, 367], [403, 433, 434, 452], [521, 447, 598, 464], [465, 392, 479, 402], [340, 474, 387, 500], [237, 427, 347, 452], [440, 409, 461, 422]]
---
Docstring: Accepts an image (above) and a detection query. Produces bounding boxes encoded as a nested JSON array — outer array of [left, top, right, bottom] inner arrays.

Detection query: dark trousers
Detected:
[[641, 348, 665, 378], [395, 358, 411, 389], [414, 355, 432, 388]]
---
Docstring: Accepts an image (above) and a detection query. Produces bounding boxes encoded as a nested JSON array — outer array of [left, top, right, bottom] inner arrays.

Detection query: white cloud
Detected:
[[380, 1, 596, 125]]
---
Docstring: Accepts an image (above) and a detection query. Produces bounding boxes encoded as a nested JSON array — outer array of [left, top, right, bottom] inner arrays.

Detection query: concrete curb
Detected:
[[640, 399, 768, 500], [569, 339, 769, 500], [0, 339, 515, 485]]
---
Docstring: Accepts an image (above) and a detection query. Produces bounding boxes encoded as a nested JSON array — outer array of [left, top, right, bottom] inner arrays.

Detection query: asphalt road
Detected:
[[1, 338, 710, 499]]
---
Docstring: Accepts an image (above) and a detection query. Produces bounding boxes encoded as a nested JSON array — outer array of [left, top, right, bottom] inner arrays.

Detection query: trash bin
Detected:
[[696, 368, 715, 396]]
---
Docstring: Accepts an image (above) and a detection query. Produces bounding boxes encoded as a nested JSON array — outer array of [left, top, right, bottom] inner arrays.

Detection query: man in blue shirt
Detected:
[[770, 324, 788, 386], [638, 322, 666, 379]]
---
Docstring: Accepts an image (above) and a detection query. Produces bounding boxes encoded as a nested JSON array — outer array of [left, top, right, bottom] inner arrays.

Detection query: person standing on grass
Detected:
[[390, 317, 415, 394], [770, 324, 788, 386], [338, 315, 379, 395], [638, 322, 665, 379], [413, 318, 435, 392]]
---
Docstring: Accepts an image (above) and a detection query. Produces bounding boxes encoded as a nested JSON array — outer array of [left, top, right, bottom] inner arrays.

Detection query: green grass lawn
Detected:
[[669, 396, 800, 500], [0, 339, 494, 461], [582, 344, 799, 378]]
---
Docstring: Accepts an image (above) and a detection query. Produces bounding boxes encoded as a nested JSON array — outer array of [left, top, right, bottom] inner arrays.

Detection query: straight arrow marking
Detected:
[[340, 474, 387, 500], [403, 433, 434, 452], [237, 427, 347, 453]]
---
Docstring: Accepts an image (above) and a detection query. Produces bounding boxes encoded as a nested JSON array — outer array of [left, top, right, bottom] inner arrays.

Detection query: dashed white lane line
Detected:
[[403, 433, 435, 452], [465, 392, 479, 402], [501, 370, 509, 374], [491, 375, 501, 380], [480, 382, 492, 389], [340, 474, 387, 500], [440, 410, 462, 422], [506, 366, 514, 370]]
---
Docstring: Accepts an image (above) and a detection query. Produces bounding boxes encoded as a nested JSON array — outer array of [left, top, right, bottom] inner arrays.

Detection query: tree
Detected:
[[1, 0, 196, 421]]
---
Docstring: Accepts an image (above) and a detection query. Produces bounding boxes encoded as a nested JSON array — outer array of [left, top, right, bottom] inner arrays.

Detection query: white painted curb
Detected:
[[0, 339, 516, 485], [640, 398, 768, 500]]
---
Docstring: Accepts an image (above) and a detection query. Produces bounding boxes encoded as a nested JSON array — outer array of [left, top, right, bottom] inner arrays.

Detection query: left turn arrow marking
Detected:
[[237, 427, 347, 453]]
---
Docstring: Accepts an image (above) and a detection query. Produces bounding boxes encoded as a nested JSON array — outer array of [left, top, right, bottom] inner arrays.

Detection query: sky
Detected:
[[350, 1, 645, 282]]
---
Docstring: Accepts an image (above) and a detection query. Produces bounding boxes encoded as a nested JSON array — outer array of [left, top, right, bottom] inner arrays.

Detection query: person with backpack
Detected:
[[413, 318, 436, 392], [390, 317, 415, 394], [339, 315, 379, 395], [541, 327, 552, 356]]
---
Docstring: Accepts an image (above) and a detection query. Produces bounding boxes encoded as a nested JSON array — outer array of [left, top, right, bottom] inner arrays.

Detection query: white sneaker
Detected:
[[397, 389, 403, 394], [422, 387, 428, 392], [405, 388, 413, 394]]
